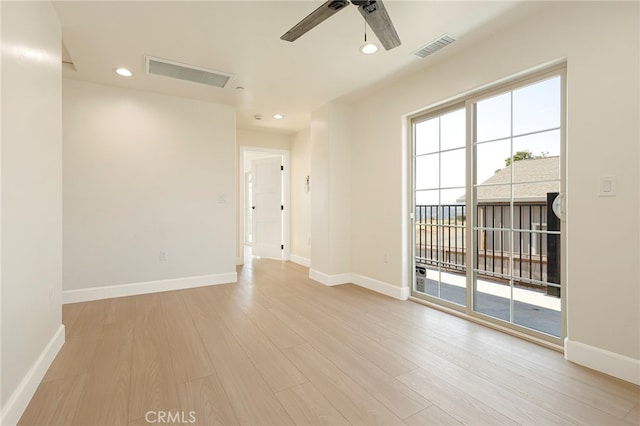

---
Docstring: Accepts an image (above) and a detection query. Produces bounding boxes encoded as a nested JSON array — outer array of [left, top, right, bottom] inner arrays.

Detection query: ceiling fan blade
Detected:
[[357, 0, 401, 50], [281, 0, 350, 42]]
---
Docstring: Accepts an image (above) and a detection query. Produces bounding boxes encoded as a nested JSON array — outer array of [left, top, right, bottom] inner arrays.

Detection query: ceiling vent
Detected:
[[412, 34, 456, 59], [145, 55, 232, 88]]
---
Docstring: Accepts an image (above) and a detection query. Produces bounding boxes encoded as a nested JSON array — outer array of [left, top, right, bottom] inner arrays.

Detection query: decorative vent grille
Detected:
[[413, 34, 456, 59], [145, 55, 232, 88]]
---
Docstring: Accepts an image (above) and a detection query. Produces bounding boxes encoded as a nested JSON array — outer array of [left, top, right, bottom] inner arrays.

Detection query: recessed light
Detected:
[[273, 114, 284, 119], [254, 114, 263, 120], [114, 67, 133, 77]]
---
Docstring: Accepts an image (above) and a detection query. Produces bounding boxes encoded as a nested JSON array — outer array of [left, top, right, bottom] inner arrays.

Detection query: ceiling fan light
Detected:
[[360, 42, 378, 55]]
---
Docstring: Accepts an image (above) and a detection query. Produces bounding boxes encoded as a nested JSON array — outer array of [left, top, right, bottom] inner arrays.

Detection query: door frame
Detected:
[[405, 63, 567, 349], [238, 146, 290, 265]]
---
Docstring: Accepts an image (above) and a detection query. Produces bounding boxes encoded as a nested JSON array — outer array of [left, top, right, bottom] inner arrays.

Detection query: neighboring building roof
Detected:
[[457, 156, 560, 203]]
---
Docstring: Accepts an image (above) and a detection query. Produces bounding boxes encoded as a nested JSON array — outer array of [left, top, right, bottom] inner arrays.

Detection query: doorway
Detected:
[[239, 146, 290, 264]]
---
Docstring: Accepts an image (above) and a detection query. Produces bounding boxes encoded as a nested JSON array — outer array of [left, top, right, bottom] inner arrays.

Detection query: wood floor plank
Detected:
[[64, 298, 111, 341], [104, 295, 137, 325], [257, 274, 398, 344], [314, 283, 413, 339], [133, 295, 177, 346], [219, 312, 306, 392], [391, 338, 573, 424], [184, 287, 307, 393], [389, 328, 629, 425], [397, 367, 515, 425], [270, 301, 430, 419], [624, 404, 640, 425], [283, 343, 405, 426], [404, 405, 463, 426], [281, 290, 418, 377], [177, 374, 240, 426], [160, 291, 215, 384], [226, 285, 306, 349], [372, 296, 640, 408], [192, 311, 295, 426], [275, 382, 351, 426], [61, 301, 85, 332], [40, 337, 99, 383], [72, 334, 133, 425], [18, 374, 86, 426], [128, 295, 181, 422], [350, 287, 638, 423], [128, 415, 185, 426], [178, 285, 227, 320], [100, 311, 135, 341], [380, 315, 637, 419]]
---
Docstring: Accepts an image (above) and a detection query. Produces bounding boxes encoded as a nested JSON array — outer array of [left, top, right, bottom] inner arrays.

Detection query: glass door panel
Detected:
[[472, 75, 562, 337], [414, 107, 466, 307]]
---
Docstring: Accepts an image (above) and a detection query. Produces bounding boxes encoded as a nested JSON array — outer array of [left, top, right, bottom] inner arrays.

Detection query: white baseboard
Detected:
[[351, 274, 409, 301], [309, 269, 351, 286], [290, 254, 310, 268], [565, 338, 640, 385], [1, 325, 65, 426], [308, 269, 407, 301], [62, 272, 238, 304]]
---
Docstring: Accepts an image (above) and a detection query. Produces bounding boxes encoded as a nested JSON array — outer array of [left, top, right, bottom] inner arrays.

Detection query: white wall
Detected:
[[310, 106, 330, 273], [1, 2, 64, 424], [348, 1, 639, 382], [63, 79, 237, 301], [237, 128, 290, 151], [327, 103, 352, 274], [290, 128, 311, 263], [310, 102, 352, 279]]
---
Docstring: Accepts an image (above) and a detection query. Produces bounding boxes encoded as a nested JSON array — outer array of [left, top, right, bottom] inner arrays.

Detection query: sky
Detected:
[[415, 75, 561, 205]]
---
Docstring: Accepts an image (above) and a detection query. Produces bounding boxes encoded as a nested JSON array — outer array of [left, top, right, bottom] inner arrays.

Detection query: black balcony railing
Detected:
[[415, 204, 466, 273], [415, 200, 560, 295]]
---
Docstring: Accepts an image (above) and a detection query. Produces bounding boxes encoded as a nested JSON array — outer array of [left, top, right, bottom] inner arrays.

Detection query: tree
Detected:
[[504, 150, 548, 167], [505, 150, 534, 167], [495, 150, 548, 173]]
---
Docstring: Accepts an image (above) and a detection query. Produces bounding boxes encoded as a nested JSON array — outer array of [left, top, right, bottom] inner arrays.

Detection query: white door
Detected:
[[251, 156, 283, 258]]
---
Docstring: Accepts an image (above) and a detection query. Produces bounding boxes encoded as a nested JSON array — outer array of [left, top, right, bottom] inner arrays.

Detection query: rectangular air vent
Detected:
[[145, 55, 232, 88], [413, 34, 456, 59]]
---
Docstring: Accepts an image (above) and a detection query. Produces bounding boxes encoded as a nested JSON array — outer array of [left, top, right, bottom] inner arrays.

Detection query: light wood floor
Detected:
[[20, 257, 640, 425]]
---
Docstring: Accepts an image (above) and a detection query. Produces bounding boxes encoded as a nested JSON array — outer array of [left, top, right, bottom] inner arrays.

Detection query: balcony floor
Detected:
[[418, 271, 561, 337]]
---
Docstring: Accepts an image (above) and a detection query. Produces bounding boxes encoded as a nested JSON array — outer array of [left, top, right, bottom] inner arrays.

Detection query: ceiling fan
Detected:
[[280, 0, 401, 51]]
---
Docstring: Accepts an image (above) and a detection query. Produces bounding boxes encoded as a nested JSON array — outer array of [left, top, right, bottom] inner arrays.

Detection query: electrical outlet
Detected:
[[383, 253, 389, 263], [160, 250, 168, 261]]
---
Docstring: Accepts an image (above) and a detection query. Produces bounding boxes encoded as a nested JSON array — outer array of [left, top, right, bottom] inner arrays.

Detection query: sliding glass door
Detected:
[[412, 68, 565, 341]]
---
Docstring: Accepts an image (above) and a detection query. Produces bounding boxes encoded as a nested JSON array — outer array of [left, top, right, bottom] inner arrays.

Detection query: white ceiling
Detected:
[[53, 1, 541, 135]]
